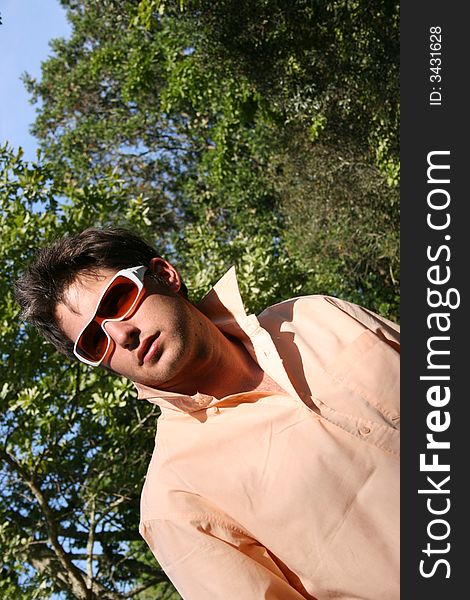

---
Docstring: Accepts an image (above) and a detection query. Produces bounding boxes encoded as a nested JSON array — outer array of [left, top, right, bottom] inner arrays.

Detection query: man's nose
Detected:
[[104, 320, 140, 350]]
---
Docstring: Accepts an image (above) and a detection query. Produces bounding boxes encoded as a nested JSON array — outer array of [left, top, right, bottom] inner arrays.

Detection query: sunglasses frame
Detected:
[[73, 265, 148, 367]]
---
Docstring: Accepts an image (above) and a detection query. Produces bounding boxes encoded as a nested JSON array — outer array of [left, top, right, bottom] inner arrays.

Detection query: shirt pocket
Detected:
[[322, 329, 400, 428]]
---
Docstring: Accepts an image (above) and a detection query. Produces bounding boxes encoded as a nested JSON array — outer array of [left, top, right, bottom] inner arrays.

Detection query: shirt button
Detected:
[[359, 426, 371, 436]]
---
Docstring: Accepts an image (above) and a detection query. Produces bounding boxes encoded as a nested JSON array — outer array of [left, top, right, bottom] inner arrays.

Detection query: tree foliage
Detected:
[[25, 0, 399, 318], [139, 0, 399, 183], [0, 145, 180, 599], [2, 0, 399, 596], [144, 0, 400, 314]]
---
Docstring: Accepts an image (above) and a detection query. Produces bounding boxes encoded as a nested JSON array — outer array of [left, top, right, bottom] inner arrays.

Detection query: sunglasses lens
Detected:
[[75, 273, 143, 365], [76, 320, 109, 363], [96, 277, 140, 320]]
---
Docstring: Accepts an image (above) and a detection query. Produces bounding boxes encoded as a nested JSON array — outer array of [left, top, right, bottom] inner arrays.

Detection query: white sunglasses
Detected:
[[73, 265, 147, 366]]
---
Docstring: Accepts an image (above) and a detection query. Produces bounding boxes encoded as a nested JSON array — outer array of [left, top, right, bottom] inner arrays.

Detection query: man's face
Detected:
[[55, 259, 212, 392]]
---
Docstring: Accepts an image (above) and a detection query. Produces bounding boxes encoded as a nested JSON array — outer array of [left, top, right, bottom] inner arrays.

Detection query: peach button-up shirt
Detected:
[[136, 267, 400, 600]]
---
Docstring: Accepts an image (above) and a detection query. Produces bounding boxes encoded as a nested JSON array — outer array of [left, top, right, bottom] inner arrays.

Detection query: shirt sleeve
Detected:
[[140, 515, 312, 600]]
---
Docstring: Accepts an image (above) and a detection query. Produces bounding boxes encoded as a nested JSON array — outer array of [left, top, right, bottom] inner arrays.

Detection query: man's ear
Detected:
[[149, 257, 182, 293]]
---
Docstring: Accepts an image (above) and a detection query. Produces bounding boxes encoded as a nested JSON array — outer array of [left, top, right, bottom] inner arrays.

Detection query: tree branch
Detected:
[[123, 574, 170, 598], [0, 448, 91, 599], [26, 541, 124, 600], [87, 496, 96, 591]]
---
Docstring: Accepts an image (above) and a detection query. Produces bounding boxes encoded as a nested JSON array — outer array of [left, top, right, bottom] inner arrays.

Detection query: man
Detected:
[[15, 227, 400, 600]]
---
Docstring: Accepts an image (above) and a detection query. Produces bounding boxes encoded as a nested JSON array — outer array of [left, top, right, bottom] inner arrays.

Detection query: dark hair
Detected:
[[14, 227, 188, 360]]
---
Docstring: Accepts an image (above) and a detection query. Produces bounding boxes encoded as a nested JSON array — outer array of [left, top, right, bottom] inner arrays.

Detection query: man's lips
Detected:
[[138, 334, 160, 365]]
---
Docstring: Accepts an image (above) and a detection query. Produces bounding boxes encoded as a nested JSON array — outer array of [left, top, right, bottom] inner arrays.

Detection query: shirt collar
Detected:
[[133, 266, 301, 411]]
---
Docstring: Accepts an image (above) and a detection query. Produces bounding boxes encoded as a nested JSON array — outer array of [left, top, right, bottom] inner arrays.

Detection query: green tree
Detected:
[[0, 146, 179, 598], [26, 0, 398, 319], [25, 0, 304, 309], [175, 0, 400, 318], [159, 0, 400, 318], [137, 0, 399, 183], [270, 137, 399, 319]]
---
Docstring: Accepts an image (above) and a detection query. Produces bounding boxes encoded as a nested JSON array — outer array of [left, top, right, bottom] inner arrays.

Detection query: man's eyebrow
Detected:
[[57, 287, 83, 318], [63, 296, 83, 316], [61, 282, 89, 317], [62, 271, 108, 317]]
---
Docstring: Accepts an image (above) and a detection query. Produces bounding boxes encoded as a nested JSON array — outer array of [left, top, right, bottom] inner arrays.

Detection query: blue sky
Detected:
[[0, 0, 71, 161]]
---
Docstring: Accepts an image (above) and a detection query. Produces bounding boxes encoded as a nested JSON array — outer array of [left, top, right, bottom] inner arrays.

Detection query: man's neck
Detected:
[[206, 336, 288, 397], [172, 333, 284, 399], [196, 335, 266, 398]]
